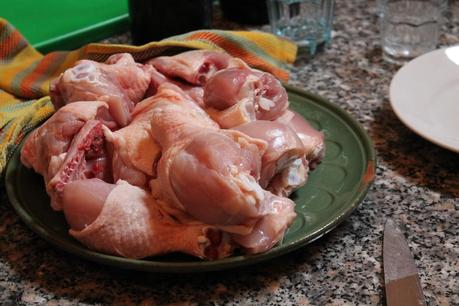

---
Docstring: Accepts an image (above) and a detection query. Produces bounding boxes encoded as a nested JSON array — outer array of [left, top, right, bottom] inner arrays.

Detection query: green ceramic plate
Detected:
[[5, 86, 375, 273]]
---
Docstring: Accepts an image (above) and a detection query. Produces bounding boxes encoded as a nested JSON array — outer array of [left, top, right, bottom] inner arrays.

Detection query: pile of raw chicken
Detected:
[[20, 50, 324, 260]]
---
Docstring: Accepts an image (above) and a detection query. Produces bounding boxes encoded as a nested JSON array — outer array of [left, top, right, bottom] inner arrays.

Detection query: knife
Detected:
[[383, 218, 426, 306]]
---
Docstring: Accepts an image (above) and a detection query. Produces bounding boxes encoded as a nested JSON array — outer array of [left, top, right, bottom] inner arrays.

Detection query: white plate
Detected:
[[390, 46, 459, 153]]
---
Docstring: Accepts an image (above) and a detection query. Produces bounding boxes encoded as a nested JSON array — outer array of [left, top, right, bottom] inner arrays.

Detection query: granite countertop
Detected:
[[1, 1, 458, 305]]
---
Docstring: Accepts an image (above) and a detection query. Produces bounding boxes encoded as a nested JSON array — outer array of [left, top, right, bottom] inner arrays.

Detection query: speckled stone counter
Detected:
[[1, 1, 458, 305]]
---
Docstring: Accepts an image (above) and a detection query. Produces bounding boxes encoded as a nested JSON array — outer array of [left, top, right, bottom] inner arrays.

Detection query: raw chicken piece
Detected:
[[106, 94, 166, 188], [167, 131, 267, 226], [63, 178, 115, 231], [148, 84, 297, 251], [204, 68, 289, 128], [146, 50, 248, 85], [147, 86, 298, 251], [146, 66, 205, 106], [234, 120, 308, 196], [267, 158, 308, 197], [276, 110, 325, 169], [147, 85, 268, 227], [161, 126, 298, 253], [107, 82, 218, 188], [23, 51, 305, 260], [21, 101, 114, 182], [205, 98, 256, 129], [105, 82, 212, 188], [231, 193, 296, 253], [148, 83, 219, 148], [47, 119, 111, 210], [65, 179, 233, 260], [50, 53, 151, 126]]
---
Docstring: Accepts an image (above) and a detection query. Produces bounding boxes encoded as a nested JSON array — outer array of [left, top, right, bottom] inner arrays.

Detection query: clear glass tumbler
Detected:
[[380, 0, 447, 64], [376, 0, 387, 17], [267, 0, 335, 55]]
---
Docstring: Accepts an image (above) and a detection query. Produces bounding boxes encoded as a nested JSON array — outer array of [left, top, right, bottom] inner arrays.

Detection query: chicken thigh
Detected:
[[50, 53, 151, 127]]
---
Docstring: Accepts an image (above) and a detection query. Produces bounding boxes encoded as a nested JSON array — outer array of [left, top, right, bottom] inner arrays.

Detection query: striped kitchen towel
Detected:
[[0, 18, 297, 174]]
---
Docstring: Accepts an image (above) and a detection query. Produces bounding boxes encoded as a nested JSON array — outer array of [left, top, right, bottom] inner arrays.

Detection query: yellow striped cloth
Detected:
[[0, 18, 297, 174]]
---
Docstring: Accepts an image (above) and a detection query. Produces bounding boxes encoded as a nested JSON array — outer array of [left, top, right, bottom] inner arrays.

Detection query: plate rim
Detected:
[[389, 47, 459, 153], [5, 86, 376, 273]]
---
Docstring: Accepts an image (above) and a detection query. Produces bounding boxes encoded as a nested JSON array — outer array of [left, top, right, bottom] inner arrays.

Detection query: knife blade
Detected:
[[383, 218, 426, 306]]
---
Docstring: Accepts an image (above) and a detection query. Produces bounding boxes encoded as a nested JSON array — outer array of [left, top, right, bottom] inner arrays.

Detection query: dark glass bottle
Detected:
[[220, 0, 269, 25], [128, 0, 213, 45]]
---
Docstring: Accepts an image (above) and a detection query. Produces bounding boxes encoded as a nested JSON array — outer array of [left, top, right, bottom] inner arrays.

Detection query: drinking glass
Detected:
[[380, 0, 447, 64], [376, 0, 386, 17], [267, 0, 335, 55]]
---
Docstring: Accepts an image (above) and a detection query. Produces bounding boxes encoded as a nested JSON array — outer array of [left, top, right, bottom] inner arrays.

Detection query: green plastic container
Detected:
[[1, 0, 129, 53]]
